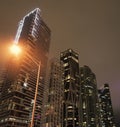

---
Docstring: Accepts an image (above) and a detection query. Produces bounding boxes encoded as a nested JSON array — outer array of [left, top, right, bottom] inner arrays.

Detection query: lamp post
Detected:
[[24, 53, 41, 127], [10, 44, 41, 127]]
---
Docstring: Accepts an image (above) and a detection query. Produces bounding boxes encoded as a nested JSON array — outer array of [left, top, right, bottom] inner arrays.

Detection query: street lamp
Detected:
[[10, 44, 41, 127], [27, 55, 41, 127], [10, 44, 21, 56]]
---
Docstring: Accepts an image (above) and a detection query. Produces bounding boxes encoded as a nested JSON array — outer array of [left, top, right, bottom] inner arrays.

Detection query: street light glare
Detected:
[[10, 44, 21, 56]]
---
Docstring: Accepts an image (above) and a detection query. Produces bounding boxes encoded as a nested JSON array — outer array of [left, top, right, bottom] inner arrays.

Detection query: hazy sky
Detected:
[[0, 0, 120, 124]]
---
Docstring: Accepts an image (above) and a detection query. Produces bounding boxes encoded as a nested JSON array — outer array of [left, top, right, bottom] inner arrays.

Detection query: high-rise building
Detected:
[[0, 8, 51, 127], [98, 84, 116, 127], [80, 65, 100, 127], [44, 58, 63, 127], [60, 49, 81, 127]]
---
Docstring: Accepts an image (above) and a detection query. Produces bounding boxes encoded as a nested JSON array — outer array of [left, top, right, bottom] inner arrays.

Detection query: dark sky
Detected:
[[0, 0, 120, 124]]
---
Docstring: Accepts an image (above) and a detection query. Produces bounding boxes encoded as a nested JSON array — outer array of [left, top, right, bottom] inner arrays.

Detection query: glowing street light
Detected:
[[10, 44, 21, 56]]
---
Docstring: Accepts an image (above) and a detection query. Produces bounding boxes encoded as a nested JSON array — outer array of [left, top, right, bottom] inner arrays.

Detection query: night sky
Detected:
[[0, 0, 120, 125]]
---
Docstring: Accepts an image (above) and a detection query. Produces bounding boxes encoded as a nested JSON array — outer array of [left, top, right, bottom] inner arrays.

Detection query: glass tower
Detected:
[[60, 49, 81, 127], [80, 65, 100, 127], [44, 58, 63, 127], [0, 8, 51, 127], [98, 84, 116, 127]]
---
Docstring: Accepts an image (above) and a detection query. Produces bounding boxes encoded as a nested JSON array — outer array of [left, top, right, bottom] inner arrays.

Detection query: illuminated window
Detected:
[[64, 57, 67, 60], [71, 56, 78, 63], [91, 118, 95, 121], [63, 63, 68, 67], [83, 102, 86, 109], [23, 82, 28, 87], [67, 106, 73, 109]]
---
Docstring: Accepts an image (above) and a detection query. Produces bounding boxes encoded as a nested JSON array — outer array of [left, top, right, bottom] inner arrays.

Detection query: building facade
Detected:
[[98, 84, 116, 127], [0, 8, 50, 127], [80, 65, 100, 127], [44, 59, 63, 127], [60, 49, 81, 127]]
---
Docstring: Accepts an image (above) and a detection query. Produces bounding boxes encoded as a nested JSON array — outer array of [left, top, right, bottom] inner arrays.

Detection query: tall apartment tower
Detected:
[[0, 8, 51, 127], [44, 59, 63, 127], [80, 65, 100, 127], [60, 49, 81, 127], [98, 84, 116, 127]]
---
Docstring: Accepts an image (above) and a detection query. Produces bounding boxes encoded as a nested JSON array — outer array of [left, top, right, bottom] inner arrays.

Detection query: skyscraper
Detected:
[[60, 49, 81, 127], [80, 65, 100, 127], [0, 8, 51, 127], [44, 58, 63, 127], [98, 84, 116, 127]]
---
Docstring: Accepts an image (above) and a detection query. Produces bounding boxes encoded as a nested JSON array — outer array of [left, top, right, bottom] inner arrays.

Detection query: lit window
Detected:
[[64, 57, 67, 60], [71, 56, 78, 63], [91, 118, 95, 121], [31, 99, 34, 104], [83, 102, 86, 109], [63, 63, 68, 67], [67, 106, 73, 109], [23, 82, 27, 87]]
